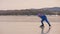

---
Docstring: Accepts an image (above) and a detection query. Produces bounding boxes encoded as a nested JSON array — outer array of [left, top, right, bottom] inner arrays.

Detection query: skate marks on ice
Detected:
[[0, 22, 60, 34]]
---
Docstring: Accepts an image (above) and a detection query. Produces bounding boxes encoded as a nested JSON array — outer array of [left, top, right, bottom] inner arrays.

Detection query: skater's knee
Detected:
[[41, 20, 43, 23]]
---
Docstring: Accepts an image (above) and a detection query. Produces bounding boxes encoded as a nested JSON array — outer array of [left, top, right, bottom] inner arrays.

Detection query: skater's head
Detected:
[[37, 13, 43, 16]]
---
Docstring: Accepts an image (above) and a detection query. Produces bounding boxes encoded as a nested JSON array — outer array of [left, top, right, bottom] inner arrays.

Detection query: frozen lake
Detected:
[[0, 15, 60, 22], [0, 15, 60, 34]]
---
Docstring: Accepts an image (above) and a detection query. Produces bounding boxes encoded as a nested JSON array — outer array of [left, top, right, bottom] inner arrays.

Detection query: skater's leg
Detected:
[[45, 19, 51, 26], [41, 19, 44, 26]]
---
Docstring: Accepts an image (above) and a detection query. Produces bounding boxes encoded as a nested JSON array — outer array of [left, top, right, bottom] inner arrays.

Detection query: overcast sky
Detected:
[[0, 0, 60, 10]]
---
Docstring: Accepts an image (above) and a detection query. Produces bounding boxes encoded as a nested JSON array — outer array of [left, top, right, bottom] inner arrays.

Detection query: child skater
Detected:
[[37, 13, 51, 27]]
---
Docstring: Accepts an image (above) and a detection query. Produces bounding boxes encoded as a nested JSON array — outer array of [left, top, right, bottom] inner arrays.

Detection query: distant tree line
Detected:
[[0, 9, 60, 16]]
